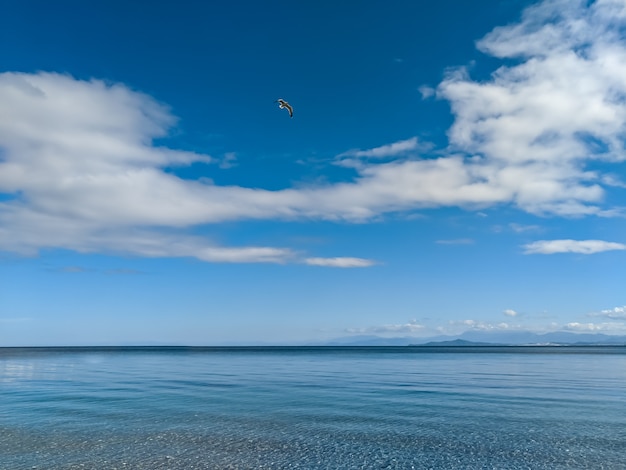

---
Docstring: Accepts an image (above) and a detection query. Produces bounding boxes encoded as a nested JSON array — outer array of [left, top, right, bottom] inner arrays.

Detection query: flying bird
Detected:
[[275, 99, 293, 118]]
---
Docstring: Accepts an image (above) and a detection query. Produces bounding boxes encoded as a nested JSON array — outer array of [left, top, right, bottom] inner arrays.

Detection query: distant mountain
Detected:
[[321, 332, 626, 346], [455, 331, 626, 345]]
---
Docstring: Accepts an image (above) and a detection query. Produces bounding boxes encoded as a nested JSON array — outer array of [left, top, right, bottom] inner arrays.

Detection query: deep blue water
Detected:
[[1, 346, 625, 469]]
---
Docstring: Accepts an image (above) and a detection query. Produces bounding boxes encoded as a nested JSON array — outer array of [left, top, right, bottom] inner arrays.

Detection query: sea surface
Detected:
[[1, 346, 625, 469]]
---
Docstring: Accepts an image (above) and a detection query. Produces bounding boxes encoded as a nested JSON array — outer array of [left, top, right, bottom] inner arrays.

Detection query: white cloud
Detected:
[[0, 73, 211, 228], [334, 0, 626, 218], [564, 321, 626, 332], [591, 305, 626, 319], [304, 257, 376, 268], [347, 319, 424, 334], [101, 231, 296, 263], [436, 0, 626, 216], [0, 72, 369, 263], [601, 174, 626, 188], [0, 73, 521, 260], [439, 319, 518, 334], [71, 229, 297, 264], [418, 85, 435, 99], [219, 152, 238, 169], [523, 239, 626, 254], [337, 137, 422, 159], [509, 223, 542, 233], [503, 309, 519, 317], [462, 320, 512, 331]]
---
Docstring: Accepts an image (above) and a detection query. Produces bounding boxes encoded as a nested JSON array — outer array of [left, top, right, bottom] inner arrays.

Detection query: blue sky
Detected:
[[1, 0, 625, 345]]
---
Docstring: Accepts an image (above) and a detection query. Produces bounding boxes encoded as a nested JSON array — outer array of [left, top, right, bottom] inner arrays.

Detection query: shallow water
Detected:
[[1, 346, 625, 469]]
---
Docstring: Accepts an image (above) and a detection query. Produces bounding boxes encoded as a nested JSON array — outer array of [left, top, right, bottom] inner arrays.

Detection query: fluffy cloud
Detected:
[[523, 239, 626, 254], [0, 72, 373, 263], [503, 309, 519, 317], [437, 0, 626, 216]]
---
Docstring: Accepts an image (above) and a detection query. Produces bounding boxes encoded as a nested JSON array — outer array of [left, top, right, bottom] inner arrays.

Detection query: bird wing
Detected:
[[275, 99, 293, 117]]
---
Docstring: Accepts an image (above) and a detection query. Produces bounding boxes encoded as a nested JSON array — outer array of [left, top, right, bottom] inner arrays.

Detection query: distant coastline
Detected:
[[1, 344, 625, 356], [411, 338, 626, 347], [3, 331, 626, 350]]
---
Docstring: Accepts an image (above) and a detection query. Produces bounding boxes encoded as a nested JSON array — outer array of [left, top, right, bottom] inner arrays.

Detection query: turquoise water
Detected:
[[1, 346, 625, 469]]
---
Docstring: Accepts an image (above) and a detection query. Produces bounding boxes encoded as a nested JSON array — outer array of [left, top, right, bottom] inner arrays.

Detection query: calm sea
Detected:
[[1, 346, 625, 469]]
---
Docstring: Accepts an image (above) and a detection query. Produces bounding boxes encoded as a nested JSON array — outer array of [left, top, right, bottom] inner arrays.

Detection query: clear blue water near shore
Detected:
[[1, 346, 625, 469]]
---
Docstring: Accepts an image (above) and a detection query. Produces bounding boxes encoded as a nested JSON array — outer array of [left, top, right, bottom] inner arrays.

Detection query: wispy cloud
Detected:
[[590, 305, 626, 319], [304, 257, 376, 268], [493, 223, 543, 234], [219, 152, 238, 169], [337, 137, 423, 160], [509, 223, 542, 233], [601, 174, 626, 188], [418, 85, 435, 99], [523, 239, 626, 254], [98, 232, 297, 264]]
